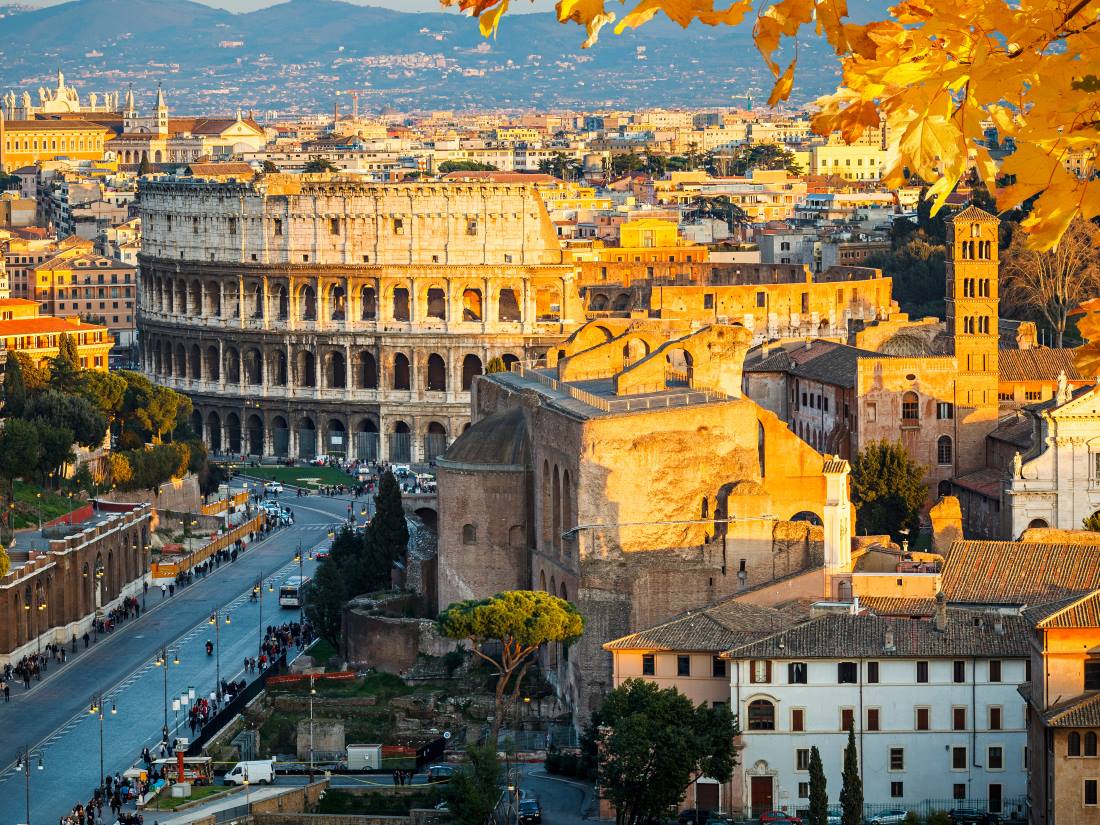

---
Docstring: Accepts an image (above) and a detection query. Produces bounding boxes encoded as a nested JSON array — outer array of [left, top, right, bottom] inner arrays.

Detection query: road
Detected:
[[0, 484, 363, 825]]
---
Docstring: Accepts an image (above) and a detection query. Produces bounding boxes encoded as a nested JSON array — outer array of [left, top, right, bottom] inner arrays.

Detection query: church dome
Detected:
[[439, 407, 529, 468]]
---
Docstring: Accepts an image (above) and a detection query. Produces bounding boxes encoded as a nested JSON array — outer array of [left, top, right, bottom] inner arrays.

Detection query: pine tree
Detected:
[[3, 352, 27, 417], [138, 155, 154, 176], [808, 745, 828, 825], [50, 332, 82, 393], [840, 724, 863, 825], [369, 470, 408, 566]]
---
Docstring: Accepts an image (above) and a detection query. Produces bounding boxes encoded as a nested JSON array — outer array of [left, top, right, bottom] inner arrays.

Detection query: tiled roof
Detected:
[[726, 610, 1030, 659], [989, 413, 1034, 449], [999, 348, 1083, 382], [1035, 590, 1100, 629], [941, 540, 1100, 605], [603, 599, 793, 652], [951, 468, 1004, 498], [951, 204, 1000, 223], [1042, 692, 1100, 728], [441, 172, 558, 184], [0, 317, 108, 336], [859, 597, 936, 617], [2, 120, 110, 132], [742, 340, 887, 388], [0, 298, 39, 307], [1021, 595, 1084, 626], [185, 162, 255, 177]]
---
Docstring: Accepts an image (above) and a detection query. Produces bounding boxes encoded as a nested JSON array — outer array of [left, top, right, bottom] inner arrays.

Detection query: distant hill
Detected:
[[0, 0, 895, 113]]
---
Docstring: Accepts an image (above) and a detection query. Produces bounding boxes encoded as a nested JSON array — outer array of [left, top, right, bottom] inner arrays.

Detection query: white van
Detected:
[[224, 759, 275, 786]]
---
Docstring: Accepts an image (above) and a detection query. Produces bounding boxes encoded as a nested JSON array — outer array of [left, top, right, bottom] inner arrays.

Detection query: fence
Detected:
[[213, 803, 251, 824], [186, 653, 287, 756], [767, 796, 1028, 823], [389, 432, 412, 463], [151, 512, 267, 578], [355, 432, 380, 462], [300, 429, 317, 459], [201, 491, 250, 516]]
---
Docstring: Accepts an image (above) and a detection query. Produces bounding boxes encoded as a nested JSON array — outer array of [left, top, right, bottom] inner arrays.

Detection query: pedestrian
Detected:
[[392, 770, 399, 788], [1, 681, 7, 702], [83, 632, 90, 649], [161, 584, 167, 599]]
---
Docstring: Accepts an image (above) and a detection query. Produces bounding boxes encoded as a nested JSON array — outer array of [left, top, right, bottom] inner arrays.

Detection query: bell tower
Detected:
[[946, 205, 1001, 474], [154, 85, 168, 136]]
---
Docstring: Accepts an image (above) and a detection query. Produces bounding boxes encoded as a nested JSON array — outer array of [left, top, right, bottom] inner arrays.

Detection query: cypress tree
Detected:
[[840, 724, 863, 825], [50, 332, 82, 393], [3, 353, 26, 417], [808, 745, 828, 825], [369, 470, 408, 566]]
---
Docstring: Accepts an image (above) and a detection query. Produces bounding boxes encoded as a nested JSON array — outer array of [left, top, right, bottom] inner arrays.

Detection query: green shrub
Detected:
[[927, 811, 951, 825]]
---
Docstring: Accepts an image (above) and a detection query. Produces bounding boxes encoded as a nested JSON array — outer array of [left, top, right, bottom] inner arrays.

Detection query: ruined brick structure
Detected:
[[137, 174, 583, 462]]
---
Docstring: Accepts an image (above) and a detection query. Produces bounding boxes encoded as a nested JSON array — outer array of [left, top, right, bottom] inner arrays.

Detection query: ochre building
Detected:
[[0, 113, 110, 172]]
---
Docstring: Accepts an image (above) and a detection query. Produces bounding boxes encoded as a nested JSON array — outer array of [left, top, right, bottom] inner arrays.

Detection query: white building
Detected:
[[725, 601, 1029, 820], [1004, 378, 1100, 537]]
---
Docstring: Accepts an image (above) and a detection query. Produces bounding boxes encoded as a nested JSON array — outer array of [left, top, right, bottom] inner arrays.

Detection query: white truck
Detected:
[[224, 759, 275, 785]]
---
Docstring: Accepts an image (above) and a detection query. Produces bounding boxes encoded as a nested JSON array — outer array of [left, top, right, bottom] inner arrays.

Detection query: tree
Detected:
[[137, 155, 154, 176], [863, 235, 947, 319], [447, 744, 501, 825], [0, 544, 9, 579], [118, 371, 188, 443], [438, 160, 498, 173], [840, 724, 863, 825], [1000, 218, 1100, 347], [850, 441, 926, 543], [726, 143, 802, 176], [485, 356, 508, 374], [78, 370, 127, 426], [1084, 512, 1100, 532], [261, 160, 280, 173], [595, 678, 738, 825], [610, 152, 645, 178], [370, 470, 408, 568], [49, 333, 82, 393], [0, 418, 41, 540], [25, 390, 107, 449], [537, 152, 582, 181], [11, 352, 47, 394], [304, 555, 349, 646], [438, 590, 584, 742], [808, 745, 828, 825], [303, 156, 338, 173], [690, 195, 749, 234], [446, 0, 1099, 251], [32, 420, 75, 483], [3, 352, 27, 417]]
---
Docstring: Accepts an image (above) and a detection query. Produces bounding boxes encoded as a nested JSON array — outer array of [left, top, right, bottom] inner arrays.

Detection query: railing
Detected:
[[511, 364, 726, 413], [151, 512, 266, 578], [201, 490, 249, 516]]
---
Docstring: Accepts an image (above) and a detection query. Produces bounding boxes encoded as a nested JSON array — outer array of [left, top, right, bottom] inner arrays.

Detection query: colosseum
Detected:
[[138, 174, 582, 462]]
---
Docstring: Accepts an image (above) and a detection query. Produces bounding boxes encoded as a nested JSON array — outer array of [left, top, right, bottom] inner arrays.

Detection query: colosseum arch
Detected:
[[271, 415, 289, 457], [206, 411, 222, 452], [390, 420, 412, 462], [426, 353, 447, 392], [274, 284, 289, 320], [244, 348, 263, 385], [325, 418, 347, 457], [189, 344, 201, 379], [536, 284, 562, 321], [175, 280, 187, 313], [205, 281, 221, 316], [189, 280, 202, 315], [426, 286, 447, 320], [502, 353, 520, 369], [498, 287, 521, 322], [296, 350, 316, 387], [328, 284, 346, 321], [589, 293, 610, 311], [355, 418, 380, 461], [297, 417, 317, 459], [247, 283, 264, 319], [360, 286, 377, 321], [356, 351, 378, 389], [393, 353, 411, 390], [425, 421, 447, 461], [298, 284, 317, 321], [623, 337, 649, 366], [461, 354, 483, 390], [226, 412, 242, 454], [392, 287, 411, 321], [225, 282, 240, 318], [165, 281, 174, 313], [224, 347, 241, 384], [205, 346, 220, 381], [612, 292, 632, 311], [462, 288, 483, 321], [325, 351, 347, 389], [190, 409, 202, 438], [272, 351, 288, 386], [173, 343, 185, 376]]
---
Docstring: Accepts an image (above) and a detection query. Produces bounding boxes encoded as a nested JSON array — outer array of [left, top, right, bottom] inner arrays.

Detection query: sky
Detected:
[[20, 0, 560, 11]]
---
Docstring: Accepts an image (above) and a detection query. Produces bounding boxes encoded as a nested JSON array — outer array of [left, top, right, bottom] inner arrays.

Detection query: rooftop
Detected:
[[604, 599, 792, 652], [941, 540, 1100, 606], [999, 347, 1083, 382]]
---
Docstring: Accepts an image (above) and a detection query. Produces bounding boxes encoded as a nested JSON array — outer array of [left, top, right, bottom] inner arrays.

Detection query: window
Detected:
[[1087, 780, 1098, 807], [902, 391, 919, 422], [953, 784, 966, 800], [952, 746, 967, 770], [791, 708, 805, 732], [712, 657, 726, 678], [703, 293, 714, 309], [841, 708, 854, 731], [890, 781, 904, 799], [747, 699, 775, 730], [330, 217, 340, 235], [273, 218, 282, 236], [798, 782, 810, 799], [788, 662, 808, 684], [916, 661, 929, 683], [642, 654, 655, 676], [796, 748, 810, 771], [867, 661, 879, 684], [954, 660, 966, 683], [988, 746, 1003, 770], [989, 660, 1002, 683], [461, 524, 477, 545], [938, 436, 954, 465], [677, 655, 691, 677], [756, 291, 766, 308], [751, 660, 772, 684], [838, 662, 858, 684], [466, 219, 478, 236], [1070, 732, 1083, 757], [1088, 732, 1099, 757], [393, 218, 404, 234], [989, 707, 1002, 731], [867, 708, 880, 731], [1085, 660, 1100, 690], [915, 707, 930, 731], [953, 707, 967, 731]]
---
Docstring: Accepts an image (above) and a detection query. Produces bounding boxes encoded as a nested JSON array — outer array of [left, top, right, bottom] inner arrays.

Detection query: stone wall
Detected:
[[248, 780, 328, 815], [100, 474, 203, 513], [342, 613, 460, 674]]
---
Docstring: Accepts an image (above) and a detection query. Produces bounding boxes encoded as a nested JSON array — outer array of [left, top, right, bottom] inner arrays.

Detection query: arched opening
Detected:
[[249, 283, 264, 319], [462, 524, 477, 545], [541, 460, 552, 550], [360, 286, 377, 320], [271, 415, 289, 457], [902, 391, 919, 422], [325, 351, 346, 389], [1070, 732, 1082, 756], [276, 285, 289, 320], [665, 348, 693, 386], [747, 699, 776, 730], [174, 344, 186, 377], [355, 419, 380, 461], [392, 287, 410, 321], [552, 465, 562, 555], [224, 282, 240, 318], [226, 412, 241, 455], [938, 480, 953, 497], [426, 353, 447, 392], [296, 350, 316, 388], [246, 414, 263, 456], [1027, 518, 1050, 530], [393, 353, 411, 390], [190, 410, 202, 438], [206, 412, 222, 453], [190, 344, 201, 379], [299, 284, 317, 321], [539, 570, 547, 591], [390, 420, 412, 463], [589, 293, 609, 311], [273, 351, 288, 387], [789, 511, 823, 526], [416, 507, 438, 533], [425, 421, 447, 461], [535, 284, 562, 321], [562, 469, 575, 548], [357, 351, 378, 389], [224, 347, 240, 384], [297, 417, 317, 459], [623, 337, 648, 366], [502, 353, 519, 370], [189, 281, 201, 315], [937, 435, 953, 466], [758, 421, 766, 477], [461, 354, 483, 391], [244, 348, 263, 385], [329, 285, 346, 321], [498, 288, 521, 322], [326, 419, 346, 457], [205, 282, 221, 316], [612, 292, 631, 311], [462, 288, 483, 321], [426, 288, 446, 320], [205, 346, 220, 381]]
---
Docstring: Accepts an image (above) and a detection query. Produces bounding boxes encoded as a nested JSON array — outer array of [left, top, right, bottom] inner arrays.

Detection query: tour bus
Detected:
[[279, 575, 311, 608]]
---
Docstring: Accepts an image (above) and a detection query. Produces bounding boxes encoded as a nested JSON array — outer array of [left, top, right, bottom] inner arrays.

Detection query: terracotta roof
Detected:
[[950, 204, 1000, 223], [999, 348, 1083, 382], [989, 413, 1034, 449], [1041, 692, 1100, 727], [0, 298, 39, 307], [941, 540, 1100, 605], [440, 171, 558, 184], [743, 340, 887, 388], [0, 317, 108, 336], [1034, 590, 1100, 629], [1, 120, 110, 132], [185, 162, 255, 178], [951, 468, 1004, 498], [859, 597, 937, 617], [725, 610, 1030, 659], [604, 598, 793, 652]]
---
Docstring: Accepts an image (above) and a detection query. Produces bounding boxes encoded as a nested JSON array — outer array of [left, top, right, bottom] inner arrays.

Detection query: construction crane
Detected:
[[336, 89, 370, 120]]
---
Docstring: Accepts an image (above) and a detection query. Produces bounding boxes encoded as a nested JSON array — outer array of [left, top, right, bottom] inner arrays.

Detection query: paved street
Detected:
[[0, 486, 362, 825]]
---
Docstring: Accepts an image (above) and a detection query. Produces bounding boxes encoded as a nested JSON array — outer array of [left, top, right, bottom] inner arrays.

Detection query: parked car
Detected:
[[427, 764, 455, 782], [266, 482, 284, 494], [676, 810, 711, 825], [518, 799, 542, 824], [759, 812, 802, 825], [949, 810, 1003, 825], [868, 810, 911, 824]]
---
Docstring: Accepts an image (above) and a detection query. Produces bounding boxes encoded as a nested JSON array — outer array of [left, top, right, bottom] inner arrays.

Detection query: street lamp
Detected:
[[154, 646, 180, 733], [209, 610, 231, 691], [309, 674, 316, 781], [15, 744, 44, 825], [35, 492, 42, 532], [294, 545, 305, 627], [254, 573, 265, 659], [89, 692, 117, 797]]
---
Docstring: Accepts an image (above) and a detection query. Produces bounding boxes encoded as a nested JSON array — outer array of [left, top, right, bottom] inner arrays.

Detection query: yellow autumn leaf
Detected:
[[768, 58, 797, 106], [478, 0, 510, 36]]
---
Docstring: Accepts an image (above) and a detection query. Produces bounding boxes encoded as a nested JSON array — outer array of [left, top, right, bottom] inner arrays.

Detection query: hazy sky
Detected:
[[25, 0, 559, 11]]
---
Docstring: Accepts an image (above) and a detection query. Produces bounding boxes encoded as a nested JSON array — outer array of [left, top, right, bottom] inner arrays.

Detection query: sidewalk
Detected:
[[142, 785, 285, 825]]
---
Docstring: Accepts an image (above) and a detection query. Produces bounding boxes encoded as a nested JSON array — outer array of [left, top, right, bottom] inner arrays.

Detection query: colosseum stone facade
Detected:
[[138, 175, 583, 462]]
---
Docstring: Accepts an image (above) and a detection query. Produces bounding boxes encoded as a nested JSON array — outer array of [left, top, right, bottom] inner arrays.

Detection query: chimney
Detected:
[[883, 630, 895, 652], [934, 591, 947, 632]]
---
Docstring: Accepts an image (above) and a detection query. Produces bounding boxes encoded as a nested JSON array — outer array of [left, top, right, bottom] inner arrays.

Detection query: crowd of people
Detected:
[[2, 643, 66, 690], [96, 596, 142, 635], [59, 771, 146, 825]]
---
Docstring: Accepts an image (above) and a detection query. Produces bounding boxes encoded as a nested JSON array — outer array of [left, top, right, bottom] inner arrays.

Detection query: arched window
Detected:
[[937, 435, 953, 466], [426, 288, 446, 320], [498, 288, 521, 322], [392, 287, 410, 321], [299, 285, 316, 321], [747, 699, 775, 731], [393, 353, 410, 390], [902, 391, 919, 422], [360, 286, 377, 321], [461, 354, 483, 391], [1087, 732, 1098, 757], [326, 351, 346, 389], [426, 353, 446, 391], [329, 285, 346, 321], [275, 285, 288, 320], [1070, 731, 1082, 756], [462, 288, 483, 321], [296, 350, 316, 387], [357, 351, 378, 389], [462, 524, 477, 545]]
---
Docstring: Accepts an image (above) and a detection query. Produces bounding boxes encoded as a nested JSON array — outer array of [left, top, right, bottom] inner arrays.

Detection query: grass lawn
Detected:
[[151, 784, 232, 810], [11, 480, 88, 530], [306, 638, 338, 665], [236, 466, 355, 488]]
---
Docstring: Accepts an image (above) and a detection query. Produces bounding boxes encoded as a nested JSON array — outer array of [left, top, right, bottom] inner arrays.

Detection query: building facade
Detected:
[[31, 243, 137, 345], [138, 174, 582, 461], [0, 115, 110, 173], [0, 297, 113, 370]]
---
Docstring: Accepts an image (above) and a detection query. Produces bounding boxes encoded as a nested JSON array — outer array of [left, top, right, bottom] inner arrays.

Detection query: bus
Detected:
[[279, 575, 310, 608]]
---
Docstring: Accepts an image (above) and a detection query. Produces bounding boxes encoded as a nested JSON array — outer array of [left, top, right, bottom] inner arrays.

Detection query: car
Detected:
[[677, 810, 711, 825], [518, 799, 541, 824], [266, 482, 284, 494], [949, 810, 1002, 825], [868, 810, 911, 824], [314, 547, 330, 559], [427, 764, 455, 782], [759, 812, 802, 825]]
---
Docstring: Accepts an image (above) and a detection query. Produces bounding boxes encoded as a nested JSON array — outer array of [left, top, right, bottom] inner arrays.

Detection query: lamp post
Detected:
[[35, 492, 41, 532], [25, 588, 47, 659], [209, 610, 231, 691], [254, 573, 264, 659], [294, 544, 305, 628], [154, 646, 180, 733], [309, 674, 315, 781], [15, 744, 44, 825], [89, 692, 117, 797]]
